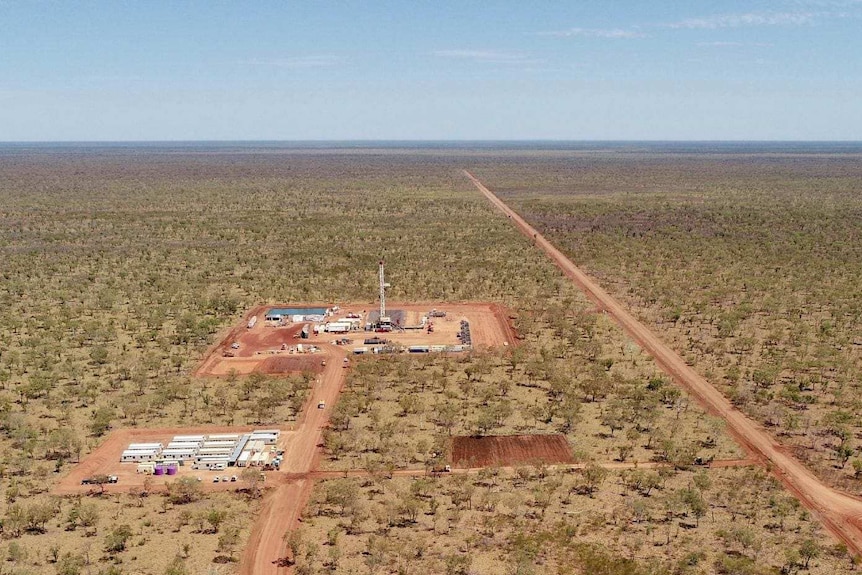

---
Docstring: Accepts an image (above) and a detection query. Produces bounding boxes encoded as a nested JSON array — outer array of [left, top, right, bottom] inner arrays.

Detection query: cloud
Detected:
[[432, 50, 543, 65], [246, 56, 342, 69], [696, 41, 774, 47], [665, 11, 817, 29], [540, 27, 646, 39]]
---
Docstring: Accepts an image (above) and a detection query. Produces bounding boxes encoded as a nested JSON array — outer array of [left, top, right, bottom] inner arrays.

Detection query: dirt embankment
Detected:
[[464, 170, 862, 557]]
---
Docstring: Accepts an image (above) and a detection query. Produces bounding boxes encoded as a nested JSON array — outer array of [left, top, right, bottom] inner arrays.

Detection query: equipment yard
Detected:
[[196, 302, 516, 376], [53, 426, 291, 495]]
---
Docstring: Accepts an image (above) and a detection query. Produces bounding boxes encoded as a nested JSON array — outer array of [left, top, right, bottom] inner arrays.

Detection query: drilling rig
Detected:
[[377, 260, 392, 331]]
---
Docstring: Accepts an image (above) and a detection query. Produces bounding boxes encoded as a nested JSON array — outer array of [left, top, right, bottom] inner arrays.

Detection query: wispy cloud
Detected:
[[432, 50, 543, 65], [540, 27, 646, 39], [246, 56, 342, 69], [665, 11, 817, 29], [696, 41, 774, 47]]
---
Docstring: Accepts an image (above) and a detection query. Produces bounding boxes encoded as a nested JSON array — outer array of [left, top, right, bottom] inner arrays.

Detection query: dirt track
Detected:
[[464, 170, 862, 556], [239, 346, 349, 575]]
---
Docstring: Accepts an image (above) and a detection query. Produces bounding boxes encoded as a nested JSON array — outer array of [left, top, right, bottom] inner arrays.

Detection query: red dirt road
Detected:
[[465, 170, 862, 556], [239, 347, 349, 575]]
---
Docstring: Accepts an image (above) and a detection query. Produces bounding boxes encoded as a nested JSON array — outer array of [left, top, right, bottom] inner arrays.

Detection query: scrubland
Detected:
[[0, 144, 853, 574]]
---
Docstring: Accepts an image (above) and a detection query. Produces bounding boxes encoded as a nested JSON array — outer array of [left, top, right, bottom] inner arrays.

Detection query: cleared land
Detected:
[[53, 426, 290, 495], [197, 302, 515, 376], [451, 434, 573, 467]]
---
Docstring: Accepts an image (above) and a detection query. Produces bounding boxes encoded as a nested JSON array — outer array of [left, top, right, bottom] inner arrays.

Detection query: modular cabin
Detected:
[[191, 458, 229, 470], [172, 435, 205, 444], [208, 434, 241, 441], [128, 442, 164, 451], [201, 439, 236, 449], [160, 448, 197, 461], [121, 449, 160, 463], [166, 441, 202, 450], [249, 433, 279, 445]]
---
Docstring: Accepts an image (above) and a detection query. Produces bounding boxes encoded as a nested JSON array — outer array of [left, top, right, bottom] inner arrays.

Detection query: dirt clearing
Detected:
[[451, 434, 573, 468]]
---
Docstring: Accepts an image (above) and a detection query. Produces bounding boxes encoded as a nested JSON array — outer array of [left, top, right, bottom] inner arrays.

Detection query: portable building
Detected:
[[172, 435, 205, 443], [128, 442, 164, 450], [353, 347, 368, 355], [121, 449, 160, 462], [208, 434, 241, 441], [253, 429, 280, 436], [197, 448, 233, 457], [408, 345, 430, 353], [137, 462, 156, 474], [249, 434, 279, 445], [166, 441, 202, 450], [191, 458, 229, 470], [250, 452, 269, 466], [236, 451, 252, 467], [325, 322, 351, 333], [202, 440, 238, 449], [245, 439, 265, 453], [160, 448, 197, 461], [247, 315, 258, 329]]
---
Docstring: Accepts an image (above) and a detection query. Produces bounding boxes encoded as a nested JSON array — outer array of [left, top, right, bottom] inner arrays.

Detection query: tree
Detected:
[[581, 462, 608, 497], [217, 527, 241, 559], [166, 476, 201, 505], [206, 507, 228, 533], [799, 539, 820, 569], [104, 524, 133, 553], [241, 466, 263, 498], [89, 407, 114, 437]]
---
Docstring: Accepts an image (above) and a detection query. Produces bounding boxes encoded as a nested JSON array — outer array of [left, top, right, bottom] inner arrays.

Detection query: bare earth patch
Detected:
[[451, 434, 573, 468]]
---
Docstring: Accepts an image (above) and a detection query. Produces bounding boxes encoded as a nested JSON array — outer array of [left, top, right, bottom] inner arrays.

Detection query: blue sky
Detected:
[[0, 1, 860, 140]]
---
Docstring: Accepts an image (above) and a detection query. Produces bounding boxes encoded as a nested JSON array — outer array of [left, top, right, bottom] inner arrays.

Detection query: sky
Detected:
[[0, 1, 860, 141]]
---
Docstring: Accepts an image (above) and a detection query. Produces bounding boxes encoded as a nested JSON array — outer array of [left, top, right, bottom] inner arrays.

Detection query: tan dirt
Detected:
[[464, 169, 862, 557]]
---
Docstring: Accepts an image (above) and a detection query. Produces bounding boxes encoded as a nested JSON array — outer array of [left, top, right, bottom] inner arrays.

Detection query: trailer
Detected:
[[247, 315, 258, 329], [160, 448, 197, 461], [191, 458, 229, 470], [208, 434, 241, 441], [325, 322, 351, 333], [201, 439, 236, 449], [245, 439, 265, 453], [172, 435, 206, 443], [121, 449, 160, 463], [166, 441, 202, 450], [301, 324, 310, 339], [249, 433, 279, 445], [128, 442, 164, 450]]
